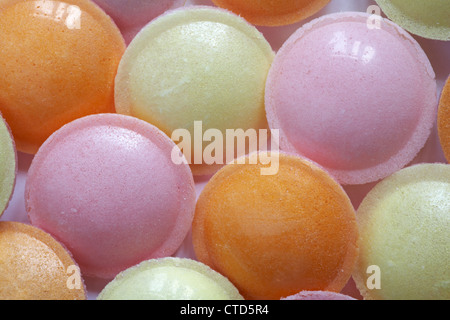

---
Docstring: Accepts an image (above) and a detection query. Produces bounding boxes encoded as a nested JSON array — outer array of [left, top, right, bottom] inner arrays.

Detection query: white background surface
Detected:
[[1, 0, 448, 300]]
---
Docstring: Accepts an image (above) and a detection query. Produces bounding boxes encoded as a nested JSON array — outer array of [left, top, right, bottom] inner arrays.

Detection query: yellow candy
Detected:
[[98, 258, 244, 300], [354, 164, 450, 300], [0, 113, 16, 217], [376, 0, 450, 41], [115, 6, 274, 176]]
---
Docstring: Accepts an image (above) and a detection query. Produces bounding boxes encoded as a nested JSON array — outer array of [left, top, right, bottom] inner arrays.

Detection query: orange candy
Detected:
[[192, 153, 359, 300], [0, 0, 125, 154], [438, 76, 450, 162], [211, 0, 331, 26], [0, 221, 86, 300]]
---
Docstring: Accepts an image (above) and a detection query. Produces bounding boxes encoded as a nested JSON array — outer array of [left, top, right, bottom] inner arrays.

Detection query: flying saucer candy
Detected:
[[354, 164, 450, 300], [0, 0, 125, 154], [376, 0, 450, 41], [114, 6, 274, 176], [265, 12, 437, 185], [0, 221, 86, 300], [26, 114, 196, 279], [98, 258, 244, 300]]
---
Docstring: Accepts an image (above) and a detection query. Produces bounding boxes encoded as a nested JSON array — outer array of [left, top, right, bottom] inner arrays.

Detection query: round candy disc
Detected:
[[211, 0, 331, 26], [92, 0, 185, 44], [98, 258, 244, 300], [115, 6, 274, 176], [26, 114, 196, 279], [353, 164, 450, 300], [0, 221, 86, 300], [0, 0, 125, 154], [375, 0, 450, 41], [192, 152, 359, 300], [0, 114, 16, 217], [265, 12, 437, 185], [282, 291, 356, 300], [438, 76, 450, 162]]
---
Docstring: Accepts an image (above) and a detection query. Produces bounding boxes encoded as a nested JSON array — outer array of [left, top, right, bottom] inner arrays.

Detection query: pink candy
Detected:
[[265, 12, 438, 185], [282, 291, 356, 301], [26, 114, 196, 279]]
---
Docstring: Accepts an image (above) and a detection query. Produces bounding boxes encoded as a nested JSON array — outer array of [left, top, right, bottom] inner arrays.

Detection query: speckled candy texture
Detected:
[[193, 152, 359, 300], [0, 113, 16, 217], [265, 12, 438, 185], [98, 258, 244, 300], [376, 0, 450, 41], [0, 221, 86, 300], [25, 114, 196, 279], [353, 164, 450, 300], [115, 6, 274, 176], [0, 0, 125, 154], [211, 0, 331, 26], [92, 0, 186, 44]]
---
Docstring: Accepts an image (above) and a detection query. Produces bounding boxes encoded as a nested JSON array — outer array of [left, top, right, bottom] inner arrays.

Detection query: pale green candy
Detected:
[[376, 0, 450, 41], [354, 164, 450, 300], [115, 6, 274, 176], [0, 114, 16, 217], [97, 258, 244, 300]]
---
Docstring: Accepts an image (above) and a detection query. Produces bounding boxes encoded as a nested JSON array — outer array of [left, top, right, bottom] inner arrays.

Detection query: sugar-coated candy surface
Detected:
[[282, 291, 356, 301], [98, 258, 244, 300], [115, 6, 274, 176], [211, 0, 331, 26], [265, 12, 437, 185], [375, 0, 450, 41], [0, 0, 125, 154], [353, 164, 450, 300], [0, 221, 86, 300], [192, 152, 359, 300], [0, 114, 16, 217], [0, 1, 447, 303], [92, 0, 185, 44], [438, 76, 450, 163], [26, 114, 196, 279]]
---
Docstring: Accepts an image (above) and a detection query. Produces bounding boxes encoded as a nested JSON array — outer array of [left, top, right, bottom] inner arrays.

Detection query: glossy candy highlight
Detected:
[[265, 12, 437, 185], [0, 0, 126, 154], [114, 6, 274, 176]]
